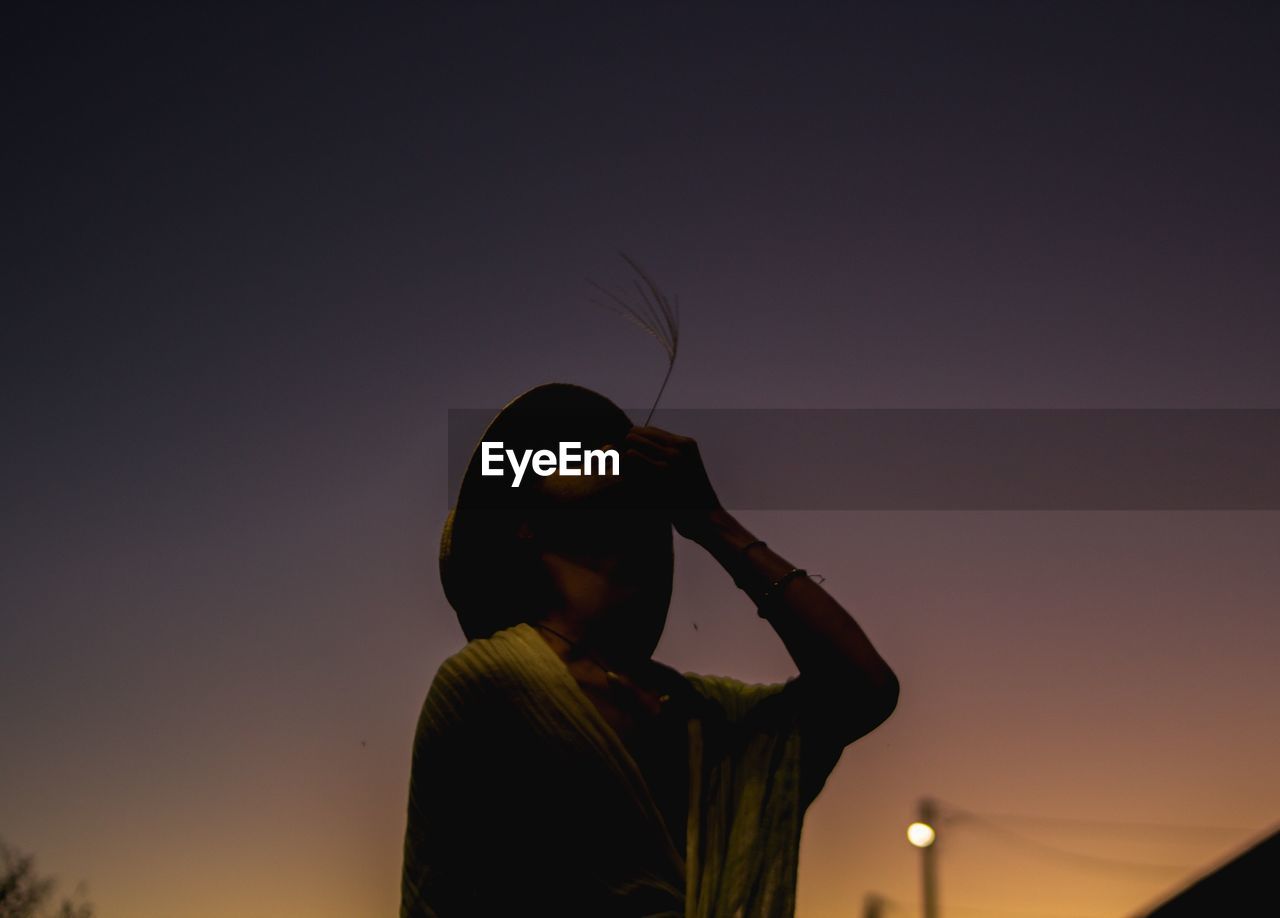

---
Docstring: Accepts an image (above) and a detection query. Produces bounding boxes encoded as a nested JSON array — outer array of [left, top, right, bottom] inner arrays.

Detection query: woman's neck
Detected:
[[535, 608, 651, 674]]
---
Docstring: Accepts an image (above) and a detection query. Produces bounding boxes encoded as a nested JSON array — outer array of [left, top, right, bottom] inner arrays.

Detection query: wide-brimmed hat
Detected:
[[440, 382, 639, 640]]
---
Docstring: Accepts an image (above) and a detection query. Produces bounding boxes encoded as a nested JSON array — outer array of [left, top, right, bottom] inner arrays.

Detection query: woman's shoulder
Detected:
[[420, 623, 546, 718], [426, 624, 519, 693]]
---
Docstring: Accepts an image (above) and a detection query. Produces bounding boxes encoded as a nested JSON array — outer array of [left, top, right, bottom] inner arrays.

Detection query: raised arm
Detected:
[[625, 426, 900, 747]]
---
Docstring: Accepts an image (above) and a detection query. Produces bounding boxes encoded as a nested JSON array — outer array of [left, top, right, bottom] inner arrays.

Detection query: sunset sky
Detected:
[[4, 4, 1279, 917]]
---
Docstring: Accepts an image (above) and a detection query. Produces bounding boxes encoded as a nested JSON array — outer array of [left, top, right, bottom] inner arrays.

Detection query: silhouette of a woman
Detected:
[[401, 383, 898, 917]]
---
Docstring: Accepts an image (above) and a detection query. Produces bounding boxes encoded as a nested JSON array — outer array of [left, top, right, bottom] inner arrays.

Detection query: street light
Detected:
[[908, 798, 940, 918], [907, 821, 936, 848]]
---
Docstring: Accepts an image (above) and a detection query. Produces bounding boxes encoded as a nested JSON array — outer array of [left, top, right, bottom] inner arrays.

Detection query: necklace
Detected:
[[534, 622, 618, 679], [533, 622, 671, 710]]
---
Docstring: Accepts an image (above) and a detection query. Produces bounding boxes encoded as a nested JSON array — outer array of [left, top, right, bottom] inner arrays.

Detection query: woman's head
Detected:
[[440, 383, 674, 646], [520, 472, 675, 659]]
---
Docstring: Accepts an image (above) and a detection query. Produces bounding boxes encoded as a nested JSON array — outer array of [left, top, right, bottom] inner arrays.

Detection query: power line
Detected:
[[877, 894, 1108, 918], [938, 905, 1106, 918], [936, 802, 1256, 838], [948, 811, 1197, 874]]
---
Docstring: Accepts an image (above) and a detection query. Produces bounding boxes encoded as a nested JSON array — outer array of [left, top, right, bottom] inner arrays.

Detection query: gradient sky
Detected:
[[3, 3, 1279, 917]]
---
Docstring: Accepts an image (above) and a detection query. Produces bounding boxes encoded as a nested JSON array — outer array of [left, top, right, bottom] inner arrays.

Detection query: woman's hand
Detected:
[[622, 426, 725, 541], [626, 424, 900, 760]]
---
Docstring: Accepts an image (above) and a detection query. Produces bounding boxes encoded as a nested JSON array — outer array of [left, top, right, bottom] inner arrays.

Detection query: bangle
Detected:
[[756, 567, 807, 618]]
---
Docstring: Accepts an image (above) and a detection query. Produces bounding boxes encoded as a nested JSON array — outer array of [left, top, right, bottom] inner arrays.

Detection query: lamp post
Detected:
[[906, 797, 939, 918]]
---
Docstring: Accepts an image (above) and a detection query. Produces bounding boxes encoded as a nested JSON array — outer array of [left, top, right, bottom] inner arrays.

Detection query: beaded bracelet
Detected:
[[756, 567, 808, 618]]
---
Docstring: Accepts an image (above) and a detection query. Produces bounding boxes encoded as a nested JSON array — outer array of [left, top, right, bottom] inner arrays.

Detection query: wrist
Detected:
[[685, 507, 754, 551]]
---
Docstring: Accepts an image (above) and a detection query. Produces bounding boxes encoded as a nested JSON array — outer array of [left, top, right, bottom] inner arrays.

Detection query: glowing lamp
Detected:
[[906, 821, 936, 848]]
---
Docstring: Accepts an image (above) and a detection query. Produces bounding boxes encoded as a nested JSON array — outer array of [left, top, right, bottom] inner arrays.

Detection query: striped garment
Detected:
[[400, 622, 835, 917]]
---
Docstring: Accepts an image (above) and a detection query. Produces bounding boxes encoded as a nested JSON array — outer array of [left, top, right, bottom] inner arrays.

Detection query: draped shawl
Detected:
[[400, 623, 836, 917]]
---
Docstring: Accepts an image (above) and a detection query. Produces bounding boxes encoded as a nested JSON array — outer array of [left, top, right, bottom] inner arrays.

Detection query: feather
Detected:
[[587, 252, 680, 425]]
